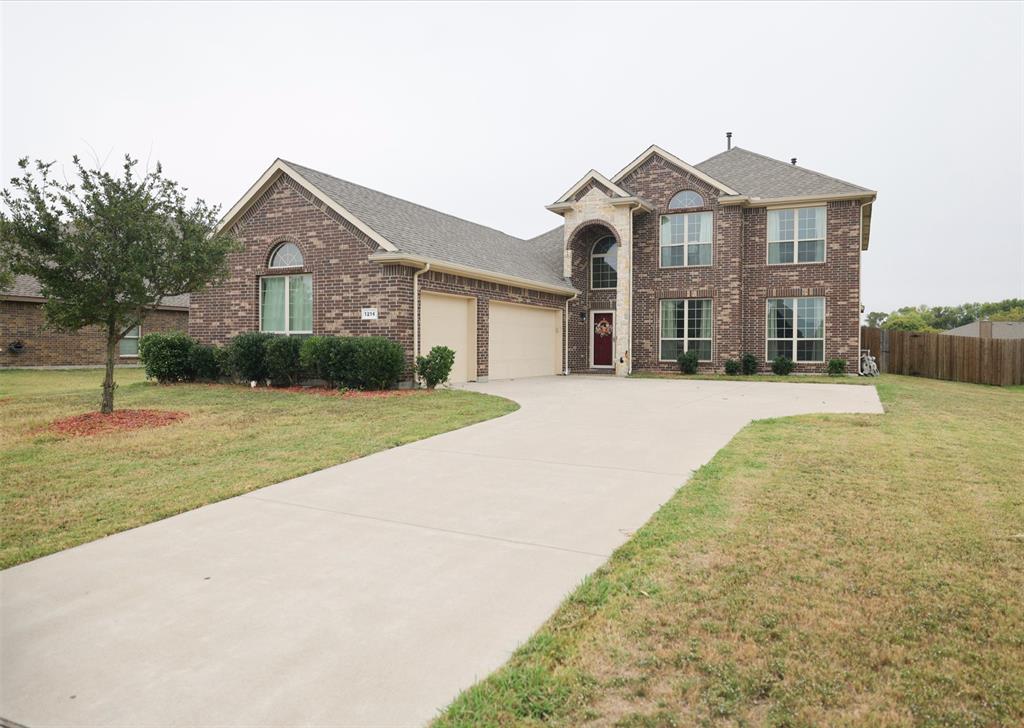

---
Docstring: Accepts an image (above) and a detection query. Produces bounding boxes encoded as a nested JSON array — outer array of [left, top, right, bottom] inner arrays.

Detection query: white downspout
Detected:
[[412, 262, 431, 386], [627, 203, 636, 375], [564, 291, 578, 375]]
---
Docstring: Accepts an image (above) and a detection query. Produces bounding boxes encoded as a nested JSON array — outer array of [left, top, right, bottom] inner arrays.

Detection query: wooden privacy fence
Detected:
[[861, 327, 1024, 386]]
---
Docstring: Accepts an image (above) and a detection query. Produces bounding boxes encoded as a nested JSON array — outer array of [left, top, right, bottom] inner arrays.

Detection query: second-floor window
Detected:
[[660, 211, 712, 267], [591, 236, 618, 289], [768, 207, 826, 264]]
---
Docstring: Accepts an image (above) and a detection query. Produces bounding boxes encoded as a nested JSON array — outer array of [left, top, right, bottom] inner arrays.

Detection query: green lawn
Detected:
[[435, 376, 1024, 727], [0, 368, 516, 569]]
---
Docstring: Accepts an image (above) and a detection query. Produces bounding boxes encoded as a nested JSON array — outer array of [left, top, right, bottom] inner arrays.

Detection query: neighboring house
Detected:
[[0, 275, 189, 367], [942, 320, 1024, 339], [191, 143, 876, 382]]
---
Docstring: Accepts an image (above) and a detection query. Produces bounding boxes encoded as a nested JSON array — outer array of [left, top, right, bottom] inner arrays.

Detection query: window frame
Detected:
[[259, 273, 314, 335], [668, 190, 704, 210], [766, 205, 827, 266], [764, 296, 826, 363], [590, 235, 618, 290], [658, 298, 714, 363], [119, 324, 141, 358], [268, 241, 304, 269], [659, 211, 714, 269]]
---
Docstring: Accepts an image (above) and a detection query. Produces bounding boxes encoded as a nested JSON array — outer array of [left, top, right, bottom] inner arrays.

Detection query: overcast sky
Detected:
[[3, 1, 1021, 313]]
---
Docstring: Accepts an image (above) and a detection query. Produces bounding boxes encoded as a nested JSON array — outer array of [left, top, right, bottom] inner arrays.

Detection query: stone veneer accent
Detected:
[[0, 301, 187, 367]]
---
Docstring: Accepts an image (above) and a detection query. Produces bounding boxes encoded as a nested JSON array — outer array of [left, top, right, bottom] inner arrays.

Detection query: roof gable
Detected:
[[612, 145, 739, 196], [554, 169, 631, 204]]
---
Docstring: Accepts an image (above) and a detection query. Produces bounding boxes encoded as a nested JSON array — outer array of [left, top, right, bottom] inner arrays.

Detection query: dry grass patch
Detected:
[[435, 376, 1023, 727], [0, 368, 516, 568]]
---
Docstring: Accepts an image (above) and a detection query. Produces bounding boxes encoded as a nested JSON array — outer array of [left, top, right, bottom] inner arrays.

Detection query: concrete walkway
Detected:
[[0, 376, 882, 727]]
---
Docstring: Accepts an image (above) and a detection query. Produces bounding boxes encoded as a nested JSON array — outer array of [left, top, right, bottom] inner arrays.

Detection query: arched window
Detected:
[[591, 236, 618, 289], [269, 242, 303, 268], [668, 190, 704, 209]]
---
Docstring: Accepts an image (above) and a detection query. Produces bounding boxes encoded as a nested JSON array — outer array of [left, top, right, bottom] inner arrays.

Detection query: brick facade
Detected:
[[564, 154, 862, 374], [0, 301, 187, 367]]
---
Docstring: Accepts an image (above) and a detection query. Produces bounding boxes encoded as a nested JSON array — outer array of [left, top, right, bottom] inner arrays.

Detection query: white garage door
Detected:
[[488, 302, 563, 380], [421, 293, 476, 383]]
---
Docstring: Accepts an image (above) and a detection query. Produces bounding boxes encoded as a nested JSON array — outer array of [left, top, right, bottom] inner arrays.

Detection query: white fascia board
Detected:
[[369, 252, 577, 296], [718, 191, 878, 208], [554, 169, 632, 205], [215, 159, 398, 252], [611, 145, 740, 196]]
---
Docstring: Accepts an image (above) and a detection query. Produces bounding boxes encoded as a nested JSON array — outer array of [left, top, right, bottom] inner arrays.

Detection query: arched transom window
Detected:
[[591, 235, 618, 290], [668, 190, 704, 209], [269, 242, 303, 268]]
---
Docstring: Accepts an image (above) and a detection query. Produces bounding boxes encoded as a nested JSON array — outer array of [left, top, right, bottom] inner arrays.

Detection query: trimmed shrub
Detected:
[[677, 349, 699, 375], [740, 353, 759, 375], [227, 332, 272, 383], [417, 345, 456, 389], [350, 336, 405, 390], [828, 358, 847, 376], [265, 335, 303, 386], [300, 335, 357, 388], [213, 345, 234, 381], [189, 344, 221, 381], [138, 331, 195, 383], [724, 358, 741, 375], [771, 356, 795, 376]]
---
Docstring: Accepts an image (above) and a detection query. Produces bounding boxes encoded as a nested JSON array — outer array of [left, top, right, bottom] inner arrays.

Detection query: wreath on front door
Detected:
[[594, 319, 612, 338]]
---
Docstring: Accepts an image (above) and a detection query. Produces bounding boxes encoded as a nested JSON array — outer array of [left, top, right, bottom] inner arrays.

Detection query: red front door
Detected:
[[592, 312, 614, 367]]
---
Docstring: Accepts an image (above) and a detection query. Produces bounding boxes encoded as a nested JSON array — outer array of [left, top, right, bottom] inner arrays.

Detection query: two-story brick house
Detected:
[[191, 143, 875, 382]]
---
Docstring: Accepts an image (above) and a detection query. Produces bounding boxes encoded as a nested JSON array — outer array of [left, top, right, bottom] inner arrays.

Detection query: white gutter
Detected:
[[370, 252, 576, 297], [412, 262, 431, 386], [563, 290, 578, 375]]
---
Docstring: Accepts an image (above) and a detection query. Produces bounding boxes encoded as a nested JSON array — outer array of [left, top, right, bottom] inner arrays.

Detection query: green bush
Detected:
[[827, 358, 847, 376], [724, 358, 741, 375], [265, 335, 303, 386], [416, 345, 456, 388], [213, 345, 234, 381], [227, 332, 272, 383], [300, 335, 357, 388], [189, 344, 221, 381], [771, 356, 795, 375], [740, 353, 759, 375], [138, 331, 196, 383], [677, 349, 699, 375], [350, 336, 405, 390]]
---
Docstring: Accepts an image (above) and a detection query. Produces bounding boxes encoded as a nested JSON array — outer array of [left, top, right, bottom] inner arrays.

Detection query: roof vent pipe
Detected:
[[726, 132, 732, 150], [791, 157, 797, 165]]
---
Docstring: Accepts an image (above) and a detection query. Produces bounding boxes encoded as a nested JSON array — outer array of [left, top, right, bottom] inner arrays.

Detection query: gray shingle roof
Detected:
[[695, 147, 873, 199], [286, 162, 571, 289], [0, 274, 190, 308]]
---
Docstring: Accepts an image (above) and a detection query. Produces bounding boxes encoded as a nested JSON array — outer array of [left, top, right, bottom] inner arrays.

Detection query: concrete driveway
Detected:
[[1, 376, 881, 727]]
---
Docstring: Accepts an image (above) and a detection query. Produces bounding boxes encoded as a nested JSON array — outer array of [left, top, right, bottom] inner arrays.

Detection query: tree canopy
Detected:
[[865, 299, 1024, 332], [0, 155, 238, 412]]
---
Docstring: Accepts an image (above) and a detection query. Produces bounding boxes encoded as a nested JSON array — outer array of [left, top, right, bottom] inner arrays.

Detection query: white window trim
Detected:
[[766, 206, 827, 266], [658, 299, 713, 363], [589, 310, 615, 369], [764, 297, 826, 363], [590, 237, 618, 290], [659, 212, 713, 269], [668, 190, 704, 210], [119, 324, 141, 358], [260, 274, 313, 335]]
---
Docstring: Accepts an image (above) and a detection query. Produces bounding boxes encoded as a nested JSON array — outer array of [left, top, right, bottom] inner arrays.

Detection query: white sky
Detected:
[[2, 1, 1022, 313]]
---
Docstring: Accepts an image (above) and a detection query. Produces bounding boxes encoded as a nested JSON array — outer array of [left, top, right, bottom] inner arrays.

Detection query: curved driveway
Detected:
[[1, 376, 881, 727]]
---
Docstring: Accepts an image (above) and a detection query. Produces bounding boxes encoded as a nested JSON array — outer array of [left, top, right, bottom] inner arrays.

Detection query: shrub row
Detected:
[[138, 331, 407, 389], [679, 351, 847, 376]]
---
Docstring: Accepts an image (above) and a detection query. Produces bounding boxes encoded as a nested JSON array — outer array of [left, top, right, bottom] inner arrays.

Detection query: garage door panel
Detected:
[[421, 293, 475, 384], [488, 302, 562, 380]]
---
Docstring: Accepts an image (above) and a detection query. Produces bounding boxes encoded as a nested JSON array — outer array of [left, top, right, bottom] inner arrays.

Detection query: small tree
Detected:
[[0, 156, 237, 413]]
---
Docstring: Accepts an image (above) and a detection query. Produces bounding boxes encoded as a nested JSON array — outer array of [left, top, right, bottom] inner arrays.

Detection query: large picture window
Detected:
[[660, 212, 712, 267], [766, 297, 824, 362], [660, 299, 712, 362], [261, 274, 312, 334], [591, 236, 618, 289], [768, 207, 825, 264]]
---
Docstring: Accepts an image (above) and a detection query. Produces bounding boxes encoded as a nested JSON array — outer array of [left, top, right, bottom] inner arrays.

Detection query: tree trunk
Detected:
[[101, 324, 119, 414]]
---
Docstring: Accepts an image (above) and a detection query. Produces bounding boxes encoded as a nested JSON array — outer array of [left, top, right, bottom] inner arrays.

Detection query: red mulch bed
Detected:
[[47, 409, 188, 437]]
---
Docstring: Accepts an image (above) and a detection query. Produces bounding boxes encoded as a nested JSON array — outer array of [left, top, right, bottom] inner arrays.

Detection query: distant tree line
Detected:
[[865, 299, 1024, 332]]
